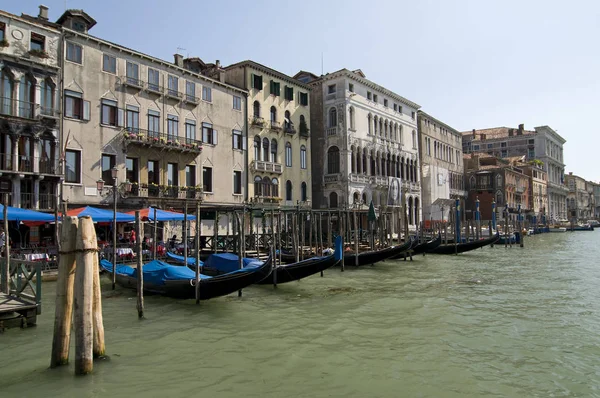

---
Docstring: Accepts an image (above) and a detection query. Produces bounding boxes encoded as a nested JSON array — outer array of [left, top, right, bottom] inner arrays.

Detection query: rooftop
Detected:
[[462, 125, 536, 140]]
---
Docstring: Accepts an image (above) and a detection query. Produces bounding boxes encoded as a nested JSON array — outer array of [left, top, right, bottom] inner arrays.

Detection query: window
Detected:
[[0, 22, 5, 42], [251, 74, 263, 90], [126, 105, 139, 132], [284, 110, 292, 130], [186, 165, 196, 187], [398, 105, 403, 114], [203, 167, 213, 192], [147, 160, 159, 185], [270, 106, 277, 123], [272, 178, 279, 197], [167, 115, 178, 141], [262, 138, 270, 161], [31, 33, 45, 52], [253, 101, 261, 118], [393, 104, 397, 111], [101, 154, 116, 185], [72, 21, 86, 32], [148, 110, 160, 136], [40, 79, 54, 115], [270, 80, 281, 96], [411, 111, 416, 119], [501, 142, 507, 148], [348, 83, 354, 92], [233, 171, 242, 194], [148, 68, 160, 91], [270, 139, 277, 162], [300, 145, 307, 169], [186, 81, 196, 101], [367, 91, 372, 100], [327, 146, 340, 174], [299, 92, 308, 106], [328, 108, 337, 128], [167, 163, 178, 186], [65, 41, 82, 64], [285, 142, 292, 167], [284, 86, 294, 101], [286, 180, 293, 201], [472, 144, 480, 150], [349, 107, 355, 130], [327, 84, 336, 94], [64, 90, 89, 120], [528, 139, 535, 145], [232, 129, 244, 150], [102, 54, 116, 74], [233, 95, 242, 110], [373, 94, 378, 103], [202, 122, 217, 145], [254, 176, 262, 196], [329, 192, 338, 208], [528, 148, 535, 159], [301, 182, 307, 201], [101, 99, 121, 126], [126, 157, 138, 183], [64, 150, 81, 183], [487, 143, 493, 149], [501, 150, 508, 158], [299, 115, 308, 135], [202, 86, 212, 102], [185, 119, 196, 143], [384, 99, 388, 107], [126, 62, 140, 85], [168, 75, 179, 97]]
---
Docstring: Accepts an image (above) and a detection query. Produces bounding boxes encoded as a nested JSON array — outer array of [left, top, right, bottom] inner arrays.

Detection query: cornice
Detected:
[[224, 60, 312, 91], [417, 110, 460, 136]]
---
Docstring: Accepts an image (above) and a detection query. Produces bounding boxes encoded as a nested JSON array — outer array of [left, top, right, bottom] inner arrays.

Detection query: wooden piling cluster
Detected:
[[50, 216, 105, 376]]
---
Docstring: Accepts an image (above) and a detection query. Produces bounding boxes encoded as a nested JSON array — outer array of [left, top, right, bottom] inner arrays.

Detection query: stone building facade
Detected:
[[0, 6, 62, 212], [565, 173, 593, 222], [534, 126, 568, 222], [521, 163, 548, 221], [56, 12, 247, 210], [223, 61, 311, 208], [297, 68, 421, 227], [417, 111, 466, 222]]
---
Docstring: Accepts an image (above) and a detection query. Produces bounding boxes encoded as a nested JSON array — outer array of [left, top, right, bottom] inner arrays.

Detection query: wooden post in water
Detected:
[[319, 212, 324, 255], [73, 216, 96, 375], [353, 207, 359, 268], [308, 210, 313, 257], [152, 207, 158, 260], [213, 210, 219, 254], [183, 201, 188, 268], [135, 211, 144, 319], [92, 234, 105, 357], [489, 220, 494, 248], [50, 216, 78, 368], [238, 209, 245, 297], [2, 194, 10, 294], [195, 202, 201, 304], [225, 213, 230, 253]]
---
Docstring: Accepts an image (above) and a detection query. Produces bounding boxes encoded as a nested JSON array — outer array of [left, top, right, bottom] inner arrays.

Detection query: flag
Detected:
[[368, 200, 377, 222]]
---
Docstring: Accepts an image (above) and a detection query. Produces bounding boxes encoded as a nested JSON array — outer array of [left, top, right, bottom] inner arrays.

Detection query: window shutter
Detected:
[[83, 100, 90, 121], [270, 80, 274, 94], [251, 73, 255, 88], [232, 131, 235, 148], [213, 130, 218, 145], [242, 134, 247, 151], [117, 108, 124, 127]]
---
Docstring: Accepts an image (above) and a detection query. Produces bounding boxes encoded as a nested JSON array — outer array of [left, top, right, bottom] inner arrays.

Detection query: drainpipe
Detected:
[[58, 31, 65, 212], [243, 67, 249, 204]]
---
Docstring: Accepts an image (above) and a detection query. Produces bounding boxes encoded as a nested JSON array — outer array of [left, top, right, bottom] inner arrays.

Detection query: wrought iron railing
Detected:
[[184, 94, 199, 104], [0, 97, 36, 119], [122, 128, 203, 151], [122, 75, 143, 89]]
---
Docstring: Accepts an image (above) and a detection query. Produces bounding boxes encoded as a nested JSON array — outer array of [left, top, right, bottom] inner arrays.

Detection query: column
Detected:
[[11, 176, 20, 207], [11, 134, 18, 171], [33, 179, 40, 209]]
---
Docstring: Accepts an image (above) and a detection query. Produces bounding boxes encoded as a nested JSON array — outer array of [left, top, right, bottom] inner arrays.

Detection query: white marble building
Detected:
[[534, 125, 568, 221]]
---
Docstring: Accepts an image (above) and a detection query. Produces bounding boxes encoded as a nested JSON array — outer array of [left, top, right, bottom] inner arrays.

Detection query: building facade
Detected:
[[297, 68, 421, 227], [522, 162, 548, 221], [57, 12, 247, 210], [565, 173, 592, 222], [417, 111, 465, 221], [0, 6, 62, 212], [534, 126, 568, 222], [223, 61, 311, 208]]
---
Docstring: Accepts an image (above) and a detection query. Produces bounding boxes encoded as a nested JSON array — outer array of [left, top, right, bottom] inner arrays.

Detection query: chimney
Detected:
[[569, 172, 573, 175], [472, 129, 476, 138], [215, 59, 221, 68], [508, 128, 514, 137], [518, 123, 524, 135], [38, 4, 49, 20], [174, 54, 183, 67]]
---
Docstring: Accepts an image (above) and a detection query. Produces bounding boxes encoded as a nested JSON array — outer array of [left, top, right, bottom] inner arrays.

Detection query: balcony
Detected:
[[374, 176, 389, 186], [39, 193, 57, 210], [40, 105, 59, 119], [0, 154, 59, 175], [284, 124, 296, 135], [165, 88, 183, 101], [183, 94, 200, 105], [270, 120, 282, 131], [299, 125, 310, 137], [475, 184, 493, 191], [251, 160, 283, 174], [326, 127, 337, 136], [251, 116, 266, 128], [324, 174, 339, 183], [122, 128, 203, 153], [122, 76, 144, 90], [350, 173, 370, 184], [146, 83, 163, 96], [1, 97, 35, 119]]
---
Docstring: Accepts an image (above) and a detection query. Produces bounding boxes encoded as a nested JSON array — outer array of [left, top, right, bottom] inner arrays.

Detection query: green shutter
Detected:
[[251, 73, 255, 88], [289, 87, 294, 101], [276, 83, 281, 97], [270, 80, 274, 94]]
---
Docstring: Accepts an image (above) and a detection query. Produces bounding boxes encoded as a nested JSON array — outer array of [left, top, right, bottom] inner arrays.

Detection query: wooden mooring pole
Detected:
[[50, 216, 78, 368], [195, 203, 201, 304], [2, 194, 10, 294], [135, 211, 144, 318]]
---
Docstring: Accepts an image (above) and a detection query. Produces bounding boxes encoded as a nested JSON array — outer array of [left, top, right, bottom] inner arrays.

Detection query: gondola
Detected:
[[166, 251, 203, 266], [389, 235, 442, 259], [343, 239, 413, 266], [99, 255, 272, 300], [427, 233, 500, 255], [258, 236, 343, 285]]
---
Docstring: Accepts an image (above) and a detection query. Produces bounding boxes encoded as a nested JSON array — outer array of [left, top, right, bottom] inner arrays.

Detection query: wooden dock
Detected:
[[0, 259, 43, 331], [0, 293, 38, 330]]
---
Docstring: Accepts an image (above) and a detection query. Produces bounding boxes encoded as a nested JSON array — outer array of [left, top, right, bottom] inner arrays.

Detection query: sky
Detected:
[[6, 0, 600, 181]]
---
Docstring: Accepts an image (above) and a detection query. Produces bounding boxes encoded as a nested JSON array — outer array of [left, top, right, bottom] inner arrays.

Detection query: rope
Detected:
[[58, 248, 100, 255]]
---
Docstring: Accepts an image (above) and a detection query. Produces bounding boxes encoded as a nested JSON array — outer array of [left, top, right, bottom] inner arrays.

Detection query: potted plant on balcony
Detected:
[[136, 132, 145, 141], [29, 49, 49, 58], [0, 39, 8, 48]]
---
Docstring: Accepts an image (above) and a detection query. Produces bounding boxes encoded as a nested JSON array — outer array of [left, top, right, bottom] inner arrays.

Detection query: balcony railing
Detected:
[[284, 124, 296, 135], [374, 176, 389, 186], [146, 83, 163, 95], [0, 153, 13, 171], [324, 174, 339, 183], [38, 156, 60, 174], [122, 76, 143, 89], [132, 184, 202, 200], [251, 160, 283, 174], [122, 128, 203, 152], [166, 89, 182, 100], [251, 116, 266, 128], [0, 97, 36, 119], [0, 154, 60, 174], [183, 94, 200, 105], [350, 174, 369, 184], [326, 127, 337, 136], [475, 184, 493, 190], [270, 121, 282, 131], [39, 193, 57, 210], [40, 105, 59, 119]]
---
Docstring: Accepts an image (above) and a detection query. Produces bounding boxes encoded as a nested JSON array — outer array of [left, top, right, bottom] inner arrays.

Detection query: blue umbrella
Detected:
[[131, 207, 196, 221], [0, 204, 56, 222], [68, 206, 135, 223]]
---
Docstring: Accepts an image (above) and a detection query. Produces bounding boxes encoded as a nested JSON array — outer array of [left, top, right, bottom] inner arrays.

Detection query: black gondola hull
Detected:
[[343, 240, 412, 266], [428, 234, 500, 255], [258, 255, 339, 284]]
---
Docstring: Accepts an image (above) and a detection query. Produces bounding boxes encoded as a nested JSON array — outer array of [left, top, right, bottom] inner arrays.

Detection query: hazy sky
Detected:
[[7, 0, 600, 181]]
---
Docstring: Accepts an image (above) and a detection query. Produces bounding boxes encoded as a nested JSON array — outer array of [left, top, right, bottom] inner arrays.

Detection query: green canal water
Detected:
[[1, 232, 600, 397]]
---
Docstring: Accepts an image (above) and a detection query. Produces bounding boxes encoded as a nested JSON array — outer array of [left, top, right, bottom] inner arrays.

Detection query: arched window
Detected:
[[379, 119, 383, 136], [254, 176, 262, 196], [353, 192, 360, 204], [373, 116, 378, 135], [370, 150, 376, 176], [263, 176, 272, 197], [349, 107, 355, 130], [40, 78, 54, 115], [329, 192, 338, 208], [285, 142, 292, 167], [272, 178, 279, 197], [408, 197, 414, 225], [284, 110, 291, 130], [414, 198, 420, 224], [301, 182, 307, 201], [362, 192, 367, 205], [328, 107, 337, 128], [367, 114, 372, 135], [270, 139, 278, 163], [19, 74, 35, 118], [400, 157, 405, 179], [262, 137, 269, 162], [300, 145, 307, 169], [362, 151, 367, 175], [253, 101, 260, 118], [495, 190, 503, 205], [270, 106, 277, 123], [351, 146, 356, 173], [299, 114, 307, 135], [384, 120, 388, 138], [496, 174, 503, 188], [286, 180, 293, 201], [470, 175, 476, 189], [254, 136, 261, 161], [327, 146, 340, 174], [399, 125, 403, 144], [412, 130, 417, 149], [0, 69, 14, 115]]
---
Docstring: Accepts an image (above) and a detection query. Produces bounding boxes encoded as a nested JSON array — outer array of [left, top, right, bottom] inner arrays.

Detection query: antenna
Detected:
[[176, 46, 186, 55]]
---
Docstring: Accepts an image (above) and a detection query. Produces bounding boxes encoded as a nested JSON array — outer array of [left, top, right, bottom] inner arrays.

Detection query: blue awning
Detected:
[[0, 205, 57, 222]]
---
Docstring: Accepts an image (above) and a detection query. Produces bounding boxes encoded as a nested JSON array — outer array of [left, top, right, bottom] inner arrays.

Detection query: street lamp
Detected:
[[97, 166, 132, 290]]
